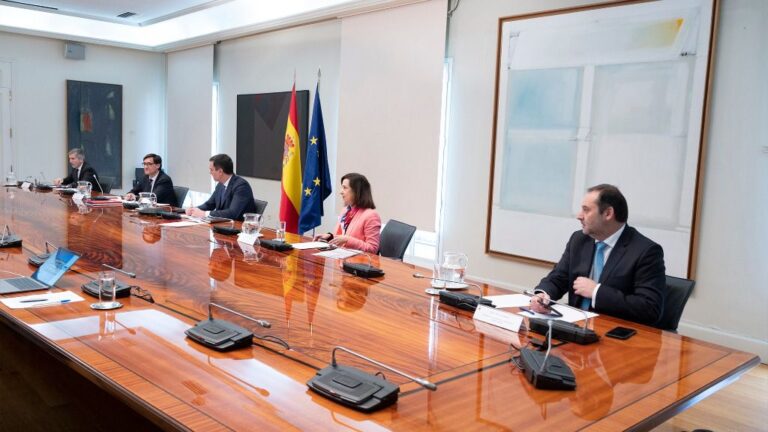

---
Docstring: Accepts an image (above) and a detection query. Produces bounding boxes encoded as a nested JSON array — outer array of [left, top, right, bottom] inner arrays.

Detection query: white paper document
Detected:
[[314, 248, 360, 259], [291, 242, 331, 250], [1, 291, 85, 309], [484, 294, 532, 308], [161, 220, 205, 228], [517, 305, 598, 323]]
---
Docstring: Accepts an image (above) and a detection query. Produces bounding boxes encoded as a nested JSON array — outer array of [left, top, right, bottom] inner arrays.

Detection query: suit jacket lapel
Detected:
[[214, 184, 224, 209], [600, 227, 632, 282]]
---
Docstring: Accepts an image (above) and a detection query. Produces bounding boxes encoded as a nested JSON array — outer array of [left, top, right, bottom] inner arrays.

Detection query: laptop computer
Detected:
[[0, 247, 80, 294]]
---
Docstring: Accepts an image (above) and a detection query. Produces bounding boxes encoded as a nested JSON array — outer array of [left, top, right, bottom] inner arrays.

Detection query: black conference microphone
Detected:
[[35, 171, 53, 190], [89, 174, 110, 200], [81, 263, 136, 299], [342, 253, 384, 278], [0, 224, 22, 248], [516, 318, 577, 390], [307, 345, 437, 412], [522, 289, 599, 345], [185, 302, 271, 351], [28, 241, 57, 266], [412, 273, 493, 311]]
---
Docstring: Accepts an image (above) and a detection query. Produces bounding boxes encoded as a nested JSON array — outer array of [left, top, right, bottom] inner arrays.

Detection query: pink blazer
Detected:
[[334, 207, 381, 254]]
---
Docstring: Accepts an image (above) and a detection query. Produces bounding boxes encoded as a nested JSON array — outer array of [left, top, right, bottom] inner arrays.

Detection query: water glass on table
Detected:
[[275, 221, 287, 242], [90, 270, 122, 310]]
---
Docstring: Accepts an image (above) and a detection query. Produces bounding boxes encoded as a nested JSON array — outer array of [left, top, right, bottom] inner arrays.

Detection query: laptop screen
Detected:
[[31, 247, 80, 286]]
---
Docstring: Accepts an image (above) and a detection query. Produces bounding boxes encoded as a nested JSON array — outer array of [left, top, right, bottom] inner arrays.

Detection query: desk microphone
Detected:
[[516, 318, 576, 390], [92, 174, 105, 194], [412, 273, 493, 311], [28, 241, 57, 266], [342, 253, 384, 278], [185, 302, 271, 351], [0, 224, 22, 248], [307, 345, 437, 412]]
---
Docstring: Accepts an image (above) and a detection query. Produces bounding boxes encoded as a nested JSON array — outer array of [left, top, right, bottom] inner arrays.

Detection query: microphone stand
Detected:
[[331, 346, 437, 391], [93, 174, 103, 194]]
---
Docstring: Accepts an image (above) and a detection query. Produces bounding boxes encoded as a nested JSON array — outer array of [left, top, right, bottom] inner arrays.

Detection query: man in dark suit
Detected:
[[53, 148, 98, 188], [125, 153, 177, 207], [530, 184, 666, 326], [186, 154, 256, 221]]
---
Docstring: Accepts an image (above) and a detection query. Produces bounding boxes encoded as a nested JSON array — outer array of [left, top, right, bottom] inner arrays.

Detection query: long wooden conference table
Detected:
[[0, 187, 759, 431]]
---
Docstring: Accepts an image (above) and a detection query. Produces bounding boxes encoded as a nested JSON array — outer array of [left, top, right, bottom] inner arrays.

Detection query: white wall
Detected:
[[0, 31, 165, 191], [337, 0, 447, 231], [443, 0, 767, 360], [167, 45, 213, 193], [217, 20, 341, 231]]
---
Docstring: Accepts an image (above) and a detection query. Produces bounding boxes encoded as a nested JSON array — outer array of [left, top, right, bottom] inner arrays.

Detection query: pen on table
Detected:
[[31, 299, 72, 307], [20, 298, 48, 303]]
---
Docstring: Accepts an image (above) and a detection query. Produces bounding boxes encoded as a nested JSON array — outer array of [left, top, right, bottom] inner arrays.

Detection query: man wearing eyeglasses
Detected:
[[125, 153, 177, 207]]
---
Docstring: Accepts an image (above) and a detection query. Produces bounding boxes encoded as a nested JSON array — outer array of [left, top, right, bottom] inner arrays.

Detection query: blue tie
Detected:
[[581, 241, 606, 310]]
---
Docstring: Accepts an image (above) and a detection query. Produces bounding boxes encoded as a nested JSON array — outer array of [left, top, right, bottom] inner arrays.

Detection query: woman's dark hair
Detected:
[[342, 173, 375, 209]]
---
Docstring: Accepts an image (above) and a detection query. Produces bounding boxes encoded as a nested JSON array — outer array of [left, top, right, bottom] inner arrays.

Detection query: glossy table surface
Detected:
[[0, 188, 759, 431]]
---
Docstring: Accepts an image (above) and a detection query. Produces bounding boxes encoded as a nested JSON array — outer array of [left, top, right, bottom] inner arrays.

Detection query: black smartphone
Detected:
[[605, 326, 636, 340]]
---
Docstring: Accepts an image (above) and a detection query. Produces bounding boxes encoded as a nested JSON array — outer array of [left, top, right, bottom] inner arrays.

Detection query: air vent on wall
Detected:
[[117, 11, 136, 18]]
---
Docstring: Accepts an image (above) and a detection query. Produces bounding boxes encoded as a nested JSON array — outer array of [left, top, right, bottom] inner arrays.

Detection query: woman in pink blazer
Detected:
[[315, 173, 381, 254]]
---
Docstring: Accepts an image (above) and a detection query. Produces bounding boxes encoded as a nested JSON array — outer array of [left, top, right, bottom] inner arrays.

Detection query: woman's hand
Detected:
[[329, 235, 351, 247]]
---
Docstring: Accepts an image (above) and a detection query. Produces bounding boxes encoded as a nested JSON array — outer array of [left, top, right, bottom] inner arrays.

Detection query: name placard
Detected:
[[237, 232, 261, 245], [473, 305, 523, 333]]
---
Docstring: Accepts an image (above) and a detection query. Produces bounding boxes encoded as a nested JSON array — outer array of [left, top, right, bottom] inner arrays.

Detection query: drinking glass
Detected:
[[138, 192, 157, 209], [242, 213, 263, 235], [275, 221, 287, 242], [90, 270, 122, 310], [4, 171, 16, 186], [77, 181, 92, 198]]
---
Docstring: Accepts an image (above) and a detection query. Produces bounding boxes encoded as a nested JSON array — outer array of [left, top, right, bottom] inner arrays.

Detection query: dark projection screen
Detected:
[[236, 90, 309, 181]]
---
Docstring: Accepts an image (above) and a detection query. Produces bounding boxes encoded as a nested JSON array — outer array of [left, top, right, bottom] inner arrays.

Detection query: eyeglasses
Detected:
[[130, 286, 155, 303], [142, 162, 157, 166]]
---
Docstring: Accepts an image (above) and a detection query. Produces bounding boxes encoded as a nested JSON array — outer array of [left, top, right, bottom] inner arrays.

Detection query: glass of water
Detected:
[[90, 270, 122, 310], [275, 221, 287, 242], [77, 181, 92, 198], [242, 213, 263, 235], [138, 192, 157, 209]]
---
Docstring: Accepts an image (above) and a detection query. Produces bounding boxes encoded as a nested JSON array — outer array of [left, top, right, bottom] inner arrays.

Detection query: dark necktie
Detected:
[[149, 178, 154, 193]]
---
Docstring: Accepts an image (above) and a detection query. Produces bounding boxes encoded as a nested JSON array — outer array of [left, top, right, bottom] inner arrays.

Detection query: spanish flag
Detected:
[[279, 84, 302, 233]]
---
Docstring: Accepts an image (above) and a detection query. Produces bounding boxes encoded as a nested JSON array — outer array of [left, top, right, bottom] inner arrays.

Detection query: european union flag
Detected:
[[299, 84, 332, 234]]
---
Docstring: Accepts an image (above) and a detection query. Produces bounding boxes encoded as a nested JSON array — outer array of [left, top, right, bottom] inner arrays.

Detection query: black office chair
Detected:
[[657, 275, 696, 332], [133, 167, 144, 188], [379, 219, 417, 260], [253, 198, 268, 215], [173, 186, 189, 208], [96, 175, 115, 194]]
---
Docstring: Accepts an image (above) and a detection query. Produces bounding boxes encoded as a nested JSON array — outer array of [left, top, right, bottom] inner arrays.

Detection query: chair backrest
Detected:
[[97, 175, 115, 194], [657, 275, 695, 332], [253, 198, 268, 215], [379, 219, 417, 260], [133, 167, 144, 188], [173, 186, 189, 208]]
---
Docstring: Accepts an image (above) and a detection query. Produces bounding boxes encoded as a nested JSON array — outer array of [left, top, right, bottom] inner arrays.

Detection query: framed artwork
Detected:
[[236, 90, 309, 181], [486, 0, 718, 277], [66, 80, 123, 189]]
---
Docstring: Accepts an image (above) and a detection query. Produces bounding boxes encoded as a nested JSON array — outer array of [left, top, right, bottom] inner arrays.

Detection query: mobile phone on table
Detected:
[[605, 326, 636, 340]]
